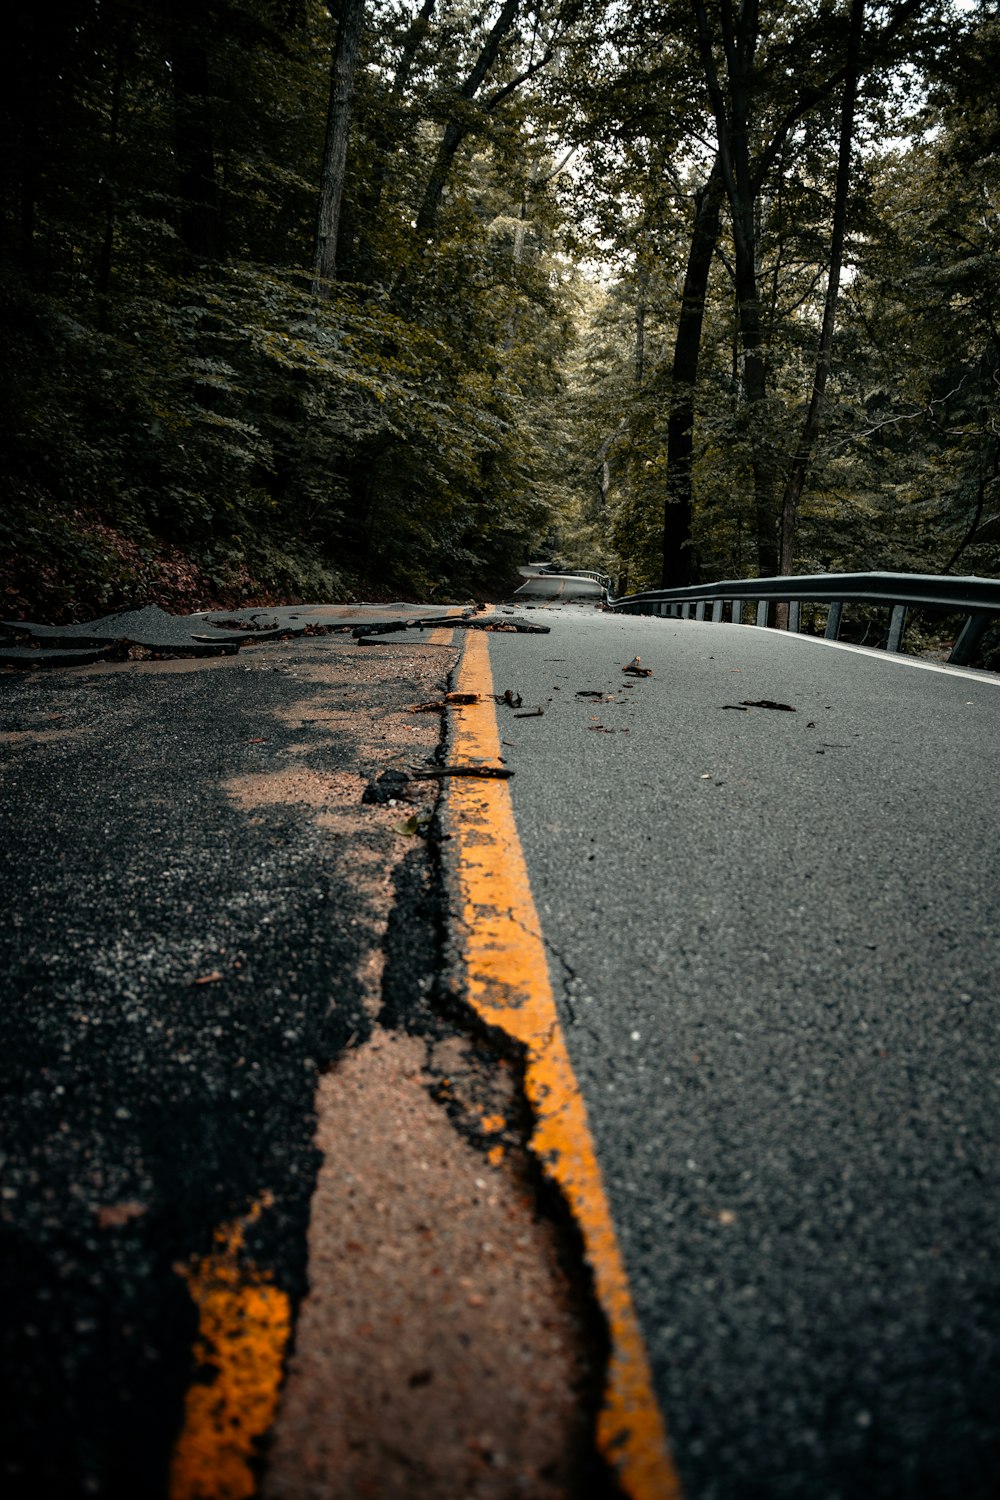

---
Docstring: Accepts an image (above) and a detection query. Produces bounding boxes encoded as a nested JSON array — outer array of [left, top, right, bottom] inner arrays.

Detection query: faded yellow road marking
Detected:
[[446, 630, 681, 1499], [169, 1197, 291, 1500], [429, 626, 455, 646]]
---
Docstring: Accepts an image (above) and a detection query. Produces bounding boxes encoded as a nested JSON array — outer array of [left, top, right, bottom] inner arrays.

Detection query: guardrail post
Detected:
[[887, 604, 908, 653], [712, 600, 724, 623], [695, 600, 706, 621], [949, 611, 990, 666], [788, 601, 801, 634], [731, 600, 743, 624], [756, 600, 769, 627], [825, 602, 844, 640]]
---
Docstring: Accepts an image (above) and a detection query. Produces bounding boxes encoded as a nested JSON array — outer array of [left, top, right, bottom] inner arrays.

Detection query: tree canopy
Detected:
[[1, 0, 996, 621]]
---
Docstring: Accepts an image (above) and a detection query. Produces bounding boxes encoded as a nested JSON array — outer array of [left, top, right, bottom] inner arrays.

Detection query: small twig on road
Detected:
[[409, 765, 514, 780]]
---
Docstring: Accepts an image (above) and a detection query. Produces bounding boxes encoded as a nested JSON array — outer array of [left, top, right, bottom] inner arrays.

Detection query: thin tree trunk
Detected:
[[413, 0, 520, 239], [312, 0, 366, 296], [942, 422, 999, 571], [595, 423, 627, 511], [357, 0, 437, 257], [512, 152, 546, 267], [779, 0, 865, 575], [662, 155, 724, 588], [635, 264, 649, 385]]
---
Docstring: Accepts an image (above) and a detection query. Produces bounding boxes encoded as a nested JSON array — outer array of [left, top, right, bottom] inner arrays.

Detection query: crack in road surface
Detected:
[[0, 619, 633, 1500]]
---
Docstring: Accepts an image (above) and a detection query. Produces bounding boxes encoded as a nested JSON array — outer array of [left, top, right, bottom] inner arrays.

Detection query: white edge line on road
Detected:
[[649, 617, 1000, 687]]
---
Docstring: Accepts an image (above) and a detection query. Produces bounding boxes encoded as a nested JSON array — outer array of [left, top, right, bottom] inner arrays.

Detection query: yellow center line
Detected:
[[169, 1197, 291, 1500], [445, 629, 680, 1500], [170, 625, 457, 1500]]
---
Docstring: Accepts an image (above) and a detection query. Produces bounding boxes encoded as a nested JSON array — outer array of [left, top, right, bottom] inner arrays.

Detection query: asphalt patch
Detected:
[[0, 641, 446, 1498]]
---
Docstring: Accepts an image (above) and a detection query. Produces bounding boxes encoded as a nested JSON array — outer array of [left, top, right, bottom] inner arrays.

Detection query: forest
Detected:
[[1, 0, 997, 621]]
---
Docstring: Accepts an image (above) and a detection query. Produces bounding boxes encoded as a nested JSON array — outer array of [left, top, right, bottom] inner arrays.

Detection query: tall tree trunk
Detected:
[[779, 0, 865, 575], [170, 31, 222, 260], [738, 270, 780, 576], [728, 25, 781, 577], [693, 0, 780, 575], [413, 0, 521, 239], [662, 155, 724, 588], [312, 0, 366, 296], [512, 151, 547, 267]]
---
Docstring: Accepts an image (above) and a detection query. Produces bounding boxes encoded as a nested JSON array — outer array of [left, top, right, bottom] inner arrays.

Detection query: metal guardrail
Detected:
[[609, 571, 1000, 667]]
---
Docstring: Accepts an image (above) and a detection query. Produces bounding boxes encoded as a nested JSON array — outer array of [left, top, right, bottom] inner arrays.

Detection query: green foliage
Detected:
[[547, 0, 999, 603], [0, 0, 577, 619], [2, 0, 997, 630]]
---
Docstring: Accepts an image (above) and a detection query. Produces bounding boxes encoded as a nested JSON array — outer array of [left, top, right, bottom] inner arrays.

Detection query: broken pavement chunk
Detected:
[[622, 657, 653, 677], [407, 692, 481, 713]]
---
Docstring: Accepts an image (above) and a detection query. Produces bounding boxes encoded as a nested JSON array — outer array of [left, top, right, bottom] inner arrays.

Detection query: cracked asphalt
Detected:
[[4, 593, 998, 1500], [0, 629, 605, 1500]]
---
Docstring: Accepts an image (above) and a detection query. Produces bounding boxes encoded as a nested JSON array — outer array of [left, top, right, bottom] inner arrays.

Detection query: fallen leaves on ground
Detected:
[[193, 970, 224, 985], [622, 657, 653, 677], [394, 812, 432, 836]]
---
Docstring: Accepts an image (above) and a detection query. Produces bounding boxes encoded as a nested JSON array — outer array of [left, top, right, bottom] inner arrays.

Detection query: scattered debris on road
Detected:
[[514, 707, 545, 718], [722, 699, 798, 712], [622, 657, 653, 677], [407, 691, 481, 712], [354, 616, 551, 640]]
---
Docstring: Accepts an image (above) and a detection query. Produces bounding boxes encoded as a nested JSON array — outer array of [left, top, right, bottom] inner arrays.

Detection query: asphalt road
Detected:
[[0, 635, 476, 1498], [3, 596, 998, 1500], [487, 602, 1000, 1500]]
